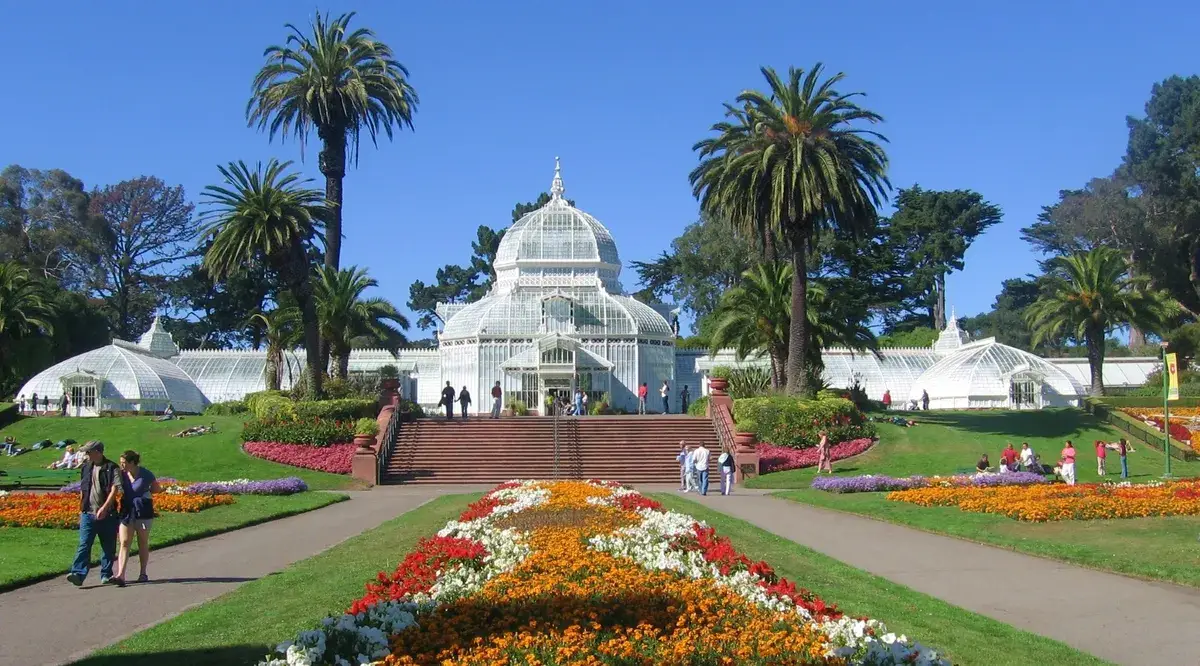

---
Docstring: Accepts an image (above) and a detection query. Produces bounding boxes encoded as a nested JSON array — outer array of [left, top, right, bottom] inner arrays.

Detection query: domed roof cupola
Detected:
[[493, 158, 622, 293]]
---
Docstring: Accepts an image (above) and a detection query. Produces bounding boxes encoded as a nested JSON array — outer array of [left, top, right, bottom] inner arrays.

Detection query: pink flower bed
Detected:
[[242, 442, 355, 474], [758, 438, 875, 474]]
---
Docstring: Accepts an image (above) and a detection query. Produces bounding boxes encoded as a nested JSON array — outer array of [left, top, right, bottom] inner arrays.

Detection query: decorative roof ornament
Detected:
[[549, 156, 565, 201], [933, 305, 969, 355], [138, 314, 180, 359]]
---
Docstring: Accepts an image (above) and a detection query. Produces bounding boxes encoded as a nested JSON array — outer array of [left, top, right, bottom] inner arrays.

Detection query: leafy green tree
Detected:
[[166, 241, 276, 350], [200, 160, 327, 397], [0, 262, 57, 395], [876, 326, 938, 349], [886, 186, 1001, 329], [249, 307, 303, 390], [1026, 247, 1177, 396], [313, 265, 408, 378], [85, 176, 197, 339], [247, 10, 418, 272], [0, 165, 99, 288], [691, 64, 890, 394]]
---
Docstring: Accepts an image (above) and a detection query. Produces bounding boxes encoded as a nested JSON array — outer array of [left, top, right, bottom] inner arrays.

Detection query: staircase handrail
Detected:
[[377, 404, 403, 482], [713, 402, 736, 455], [552, 402, 560, 479]]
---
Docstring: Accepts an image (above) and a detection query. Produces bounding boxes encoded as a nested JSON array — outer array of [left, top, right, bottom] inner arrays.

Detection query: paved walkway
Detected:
[[0, 486, 487, 666], [682, 491, 1200, 666]]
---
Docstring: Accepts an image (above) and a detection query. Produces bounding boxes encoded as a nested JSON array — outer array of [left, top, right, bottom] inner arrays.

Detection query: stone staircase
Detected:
[[383, 415, 719, 485]]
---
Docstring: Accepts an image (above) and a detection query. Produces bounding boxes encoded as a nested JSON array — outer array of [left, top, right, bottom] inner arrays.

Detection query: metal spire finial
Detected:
[[550, 156, 565, 200]]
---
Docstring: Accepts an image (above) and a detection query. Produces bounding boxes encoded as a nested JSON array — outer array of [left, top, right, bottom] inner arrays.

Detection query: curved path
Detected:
[[683, 491, 1200, 666], [0, 485, 488, 666]]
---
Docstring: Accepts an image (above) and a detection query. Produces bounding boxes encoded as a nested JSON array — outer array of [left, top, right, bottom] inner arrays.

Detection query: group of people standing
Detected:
[[881, 389, 930, 411], [676, 440, 735, 495], [638, 381, 690, 415], [979, 438, 1135, 485], [17, 391, 68, 417], [66, 441, 159, 588], [438, 381, 506, 420]]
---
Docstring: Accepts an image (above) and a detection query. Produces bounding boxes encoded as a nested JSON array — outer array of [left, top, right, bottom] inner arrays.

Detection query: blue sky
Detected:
[[3, 1, 1198, 337]]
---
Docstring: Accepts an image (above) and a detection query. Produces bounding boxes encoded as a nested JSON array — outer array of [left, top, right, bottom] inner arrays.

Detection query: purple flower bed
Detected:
[[60, 477, 179, 493], [183, 477, 308, 496], [812, 471, 1049, 494]]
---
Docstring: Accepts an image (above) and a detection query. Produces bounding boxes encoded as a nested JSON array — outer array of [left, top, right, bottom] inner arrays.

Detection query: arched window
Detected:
[[542, 296, 574, 333]]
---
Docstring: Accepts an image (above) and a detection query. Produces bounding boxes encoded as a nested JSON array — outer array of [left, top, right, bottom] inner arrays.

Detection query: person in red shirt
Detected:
[[882, 390, 892, 410], [637, 383, 648, 415], [1095, 439, 1108, 476], [490, 381, 503, 419], [1000, 443, 1018, 471]]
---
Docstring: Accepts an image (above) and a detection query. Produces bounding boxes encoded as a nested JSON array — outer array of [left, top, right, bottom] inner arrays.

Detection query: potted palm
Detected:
[[353, 417, 379, 451], [378, 364, 401, 392], [709, 366, 732, 395]]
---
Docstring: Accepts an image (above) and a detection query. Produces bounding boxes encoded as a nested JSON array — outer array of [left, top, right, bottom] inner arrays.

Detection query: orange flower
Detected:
[[888, 480, 1200, 521]]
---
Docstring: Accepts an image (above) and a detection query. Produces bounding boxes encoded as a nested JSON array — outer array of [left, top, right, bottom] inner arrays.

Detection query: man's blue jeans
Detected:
[[698, 469, 710, 495], [1120, 455, 1129, 479], [70, 513, 117, 580]]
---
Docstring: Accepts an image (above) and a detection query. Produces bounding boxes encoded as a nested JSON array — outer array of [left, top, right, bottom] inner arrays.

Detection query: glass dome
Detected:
[[493, 159, 622, 293], [17, 341, 208, 414], [908, 338, 1085, 409], [440, 289, 672, 340]]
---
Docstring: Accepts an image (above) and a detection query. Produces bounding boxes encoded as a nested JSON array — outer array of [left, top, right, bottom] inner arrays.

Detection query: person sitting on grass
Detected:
[[975, 453, 991, 473], [47, 445, 83, 470], [3, 436, 20, 456]]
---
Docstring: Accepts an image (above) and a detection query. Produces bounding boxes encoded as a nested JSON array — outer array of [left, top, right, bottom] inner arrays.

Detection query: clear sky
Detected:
[[3, 0, 1198, 336]]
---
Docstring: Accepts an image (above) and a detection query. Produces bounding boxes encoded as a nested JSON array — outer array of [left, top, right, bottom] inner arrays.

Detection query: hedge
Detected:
[[732, 396, 875, 449], [204, 400, 247, 416], [1082, 398, 1197, 461], [687, 395, 710, 417], [241, 390, 376, 421], [240, 418, 355, 447]]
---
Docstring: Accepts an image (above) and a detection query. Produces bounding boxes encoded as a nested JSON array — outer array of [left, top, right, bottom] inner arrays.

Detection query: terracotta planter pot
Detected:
[[709, 377, 729, 395], [734, 431, 757, 451], [353, 434, 376, 451]]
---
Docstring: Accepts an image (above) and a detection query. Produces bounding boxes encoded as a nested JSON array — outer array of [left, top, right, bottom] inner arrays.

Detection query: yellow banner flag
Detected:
[[1167, 352, 1180, 401]]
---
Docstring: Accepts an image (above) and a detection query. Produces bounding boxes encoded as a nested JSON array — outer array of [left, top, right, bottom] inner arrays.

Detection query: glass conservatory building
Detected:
[[15, 160, 1160, 416]]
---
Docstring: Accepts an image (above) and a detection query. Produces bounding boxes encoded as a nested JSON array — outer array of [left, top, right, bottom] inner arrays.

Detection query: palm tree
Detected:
[[1026, 247, 1177, 396], [200, 160, 327, 397], [708, 262, 877, 389], [312, 265, 409, 379], [0, 262, 56, 373], [249, 307, 302, 391], [247, 11, 418, 273], [691, 65, 890, 395]]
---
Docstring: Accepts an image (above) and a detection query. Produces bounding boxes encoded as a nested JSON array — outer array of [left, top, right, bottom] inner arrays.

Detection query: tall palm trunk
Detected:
[[785, 242, 810, 395], [284, 245, 323, 398], [318, 129, 347, 384], [1086, 324, 1105, 397]]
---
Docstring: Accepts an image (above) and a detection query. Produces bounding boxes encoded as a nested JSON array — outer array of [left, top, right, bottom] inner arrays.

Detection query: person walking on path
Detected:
[[816, 430, 833, 474], [19, 394, 25, 414], [637, 383, 648, 415], [1061, 440, 1077, 485], [574, 388, 584, 417], [1095, 439, 1107, 476], [691, 442, 711, 495], [490, 381, 503, 419], [680, 385, 690, 414], [113, 450, 161, 586], [921, 389, 930, 411], [660, 380, 670, 414], [59, 393, 68, 417], [1118, 438, 1130, 478], [718, 447, 735, 495], [30, 391, 38, 416], [676, 441, 690, 491], [67, 441, 120, 587], [882, 389, 892, 410], [440, 382, 456, 420], [458, 386, 472, 420]]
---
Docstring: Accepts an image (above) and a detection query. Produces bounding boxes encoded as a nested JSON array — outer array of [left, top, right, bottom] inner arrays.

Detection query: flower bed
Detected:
[[243, 442, 355, 474], [178, 477, 309, 496], [60, 477, 180, 494], [812, 472, 1048, 494], [0, 491, 234, 529], [260, 480, 946, 666], [1120, 408, 1200, 454], [887, 479, 1200, 521], [759, 438, 874, 473]]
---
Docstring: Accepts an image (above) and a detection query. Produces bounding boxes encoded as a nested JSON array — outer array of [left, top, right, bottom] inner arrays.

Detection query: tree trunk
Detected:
[[1127, 259, 1146, 348], [762, 228, 778, 264], [1086, 325, 1106, 397], [933, 273, 946, 331], [785, 242, 810, 395], [283, 245, 323, 398], [318, 130, 347, 384]]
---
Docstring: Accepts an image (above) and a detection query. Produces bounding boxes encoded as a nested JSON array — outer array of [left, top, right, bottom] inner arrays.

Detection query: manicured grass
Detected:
[[747, 409, 1200, 489], [776, 488, 1200, 588], [656, 494, 1110, 666], [76, 494, 475, 666], [0, 492, 347, 592], [0, 414, 360, 490]]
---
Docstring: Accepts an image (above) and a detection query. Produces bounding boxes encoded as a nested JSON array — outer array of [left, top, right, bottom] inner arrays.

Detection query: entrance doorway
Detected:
[[1009, 379, 1038, 409]]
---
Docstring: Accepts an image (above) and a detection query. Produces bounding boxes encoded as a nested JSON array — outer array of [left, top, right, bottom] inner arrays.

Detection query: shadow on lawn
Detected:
[[910, 409, 1107, 440], [72, 645, 266, 666]]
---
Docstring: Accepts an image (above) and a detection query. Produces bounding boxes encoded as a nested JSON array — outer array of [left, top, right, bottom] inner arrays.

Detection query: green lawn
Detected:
[[657, 495, 1110, 666], [747, 409, 1200, 489], [75, 494, 474, 666], [0, 414, 359, 490], [748, 409, 1200, 587], [0, 492, 347, 592]]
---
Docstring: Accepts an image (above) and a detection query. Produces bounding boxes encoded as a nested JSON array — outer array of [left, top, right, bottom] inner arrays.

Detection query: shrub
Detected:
[[758, 438, 875, 473], [589, 392, 615, 415], [711, 366, 733, 380], [378, 364, 399, 379], [242, 442, 355, 474], [733, 395, 875, 449], [293, 398, 377, 421], [355, 417, 380, 436], [204, 400, 247, 416], [727, 367, 771, 399], [241, 418, 354, 447], [399, 399, 425, 419], [243, 390, 296, 420], [507, 399, 529, 416], [687, 395, 710, 417]]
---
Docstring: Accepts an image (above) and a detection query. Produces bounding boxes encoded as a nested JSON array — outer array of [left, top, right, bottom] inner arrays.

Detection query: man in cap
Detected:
[[66, 441, 121, 586]]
